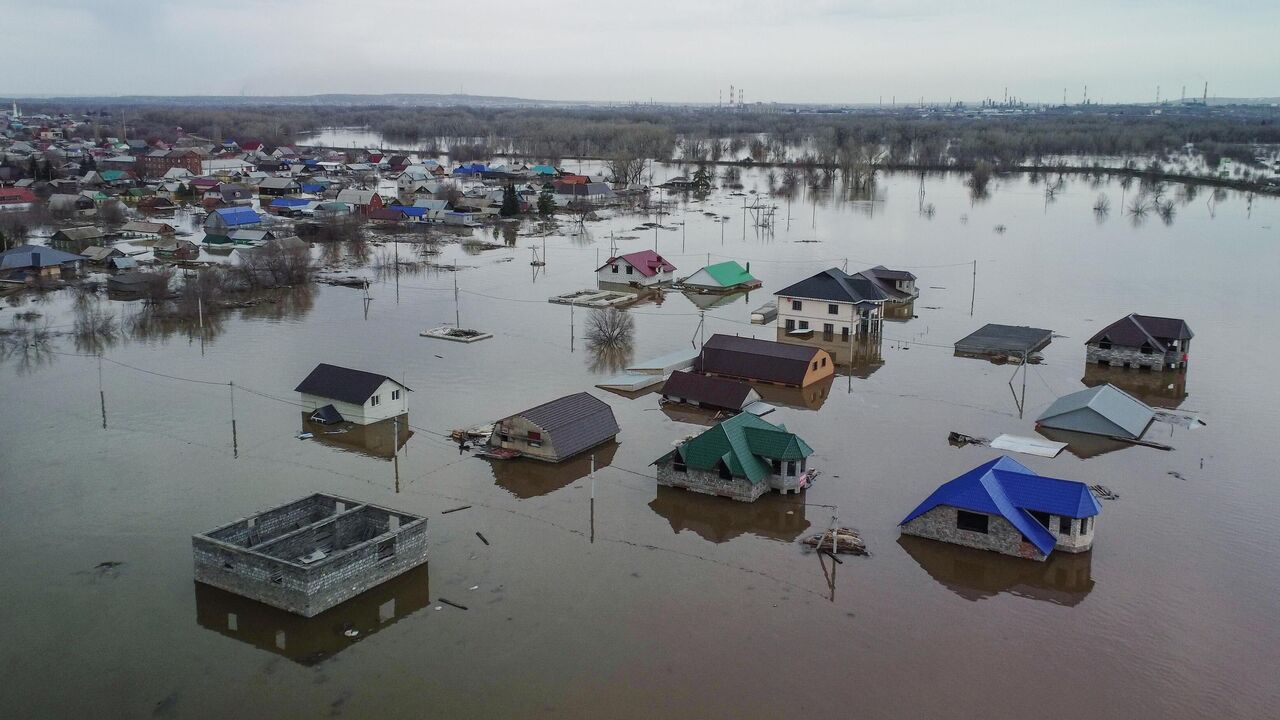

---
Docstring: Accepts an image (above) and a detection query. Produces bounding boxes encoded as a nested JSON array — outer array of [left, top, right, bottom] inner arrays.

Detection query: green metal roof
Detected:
[[701, 260, 756, 287], [669, 412, 812, 484]]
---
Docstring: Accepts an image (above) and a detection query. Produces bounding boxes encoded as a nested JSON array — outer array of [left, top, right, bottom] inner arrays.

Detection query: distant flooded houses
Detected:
[[899, 456, 1100, 561], [1086, 313, 1193, 371], [295, 363, 411, 426], [653, 413, 816, 501], [488, 392, 620, 463]]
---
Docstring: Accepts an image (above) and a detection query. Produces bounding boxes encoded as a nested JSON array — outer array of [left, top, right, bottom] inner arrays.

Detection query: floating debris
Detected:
[[948, 431, 988, 447], [438, 598, 468, 611], [802, 528, 868, 555], [421, 326, 493, 343], [476, 532, 490, 546], [1090, 484, 1120, 500], [441, 505, 472, 515]]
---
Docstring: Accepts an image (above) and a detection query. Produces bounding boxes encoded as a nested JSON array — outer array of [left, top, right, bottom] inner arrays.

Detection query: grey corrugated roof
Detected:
[[509, 392, 619, 460], [955, 324, 1053, 354], [1036, 383, 1154, 440], [1087, 313, 1192, 351]]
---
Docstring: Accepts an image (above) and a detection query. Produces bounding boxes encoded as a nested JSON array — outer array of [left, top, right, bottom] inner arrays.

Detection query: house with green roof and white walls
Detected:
[[679, 260, 761, 293], [652, 413, 816, 502]]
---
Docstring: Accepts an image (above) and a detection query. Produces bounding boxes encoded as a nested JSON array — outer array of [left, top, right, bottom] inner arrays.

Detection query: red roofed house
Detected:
[[596, 250, 677, 287], [0, 187, 39, 212]]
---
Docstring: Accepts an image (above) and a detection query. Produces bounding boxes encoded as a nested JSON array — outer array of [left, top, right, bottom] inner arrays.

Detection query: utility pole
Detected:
[[970, 259, 977, 316], [453, 268, 460, 328]]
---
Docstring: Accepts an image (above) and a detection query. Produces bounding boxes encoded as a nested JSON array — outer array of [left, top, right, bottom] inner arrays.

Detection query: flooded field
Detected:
[[2, 168, 1278, 718]]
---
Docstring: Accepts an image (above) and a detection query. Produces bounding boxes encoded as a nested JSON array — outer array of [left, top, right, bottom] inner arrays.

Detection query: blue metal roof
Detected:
[[300, 183, 324, 193], [213, 207, 261, 226], [270, 197, 311, 207], [900, 456, 1100, 556], [388, 205, 426, 217]]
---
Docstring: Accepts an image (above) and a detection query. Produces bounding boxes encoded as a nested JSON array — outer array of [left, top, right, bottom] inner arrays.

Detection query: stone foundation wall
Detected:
[[656, 464, 768, 502], [901, 506, 1045, 561], [1086, 344, 1182, 371]]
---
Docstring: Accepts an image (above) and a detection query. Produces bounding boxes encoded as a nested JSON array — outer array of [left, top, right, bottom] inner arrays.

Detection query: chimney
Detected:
[[745, 261, 750, 274]]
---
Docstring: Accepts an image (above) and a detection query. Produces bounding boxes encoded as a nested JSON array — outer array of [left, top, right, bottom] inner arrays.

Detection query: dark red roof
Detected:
[[660, 371, 755, 411], [1087, 313, 1193, 352], [695, 334, 827, 386], [0, 188, 37, 204]]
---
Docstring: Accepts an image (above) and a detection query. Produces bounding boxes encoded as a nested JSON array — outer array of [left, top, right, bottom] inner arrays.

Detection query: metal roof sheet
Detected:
[[294, 363, 408, 405], [507, 392, 620, 460], [1035, 383, 1155, 440], [955, 324, 1053, 354]]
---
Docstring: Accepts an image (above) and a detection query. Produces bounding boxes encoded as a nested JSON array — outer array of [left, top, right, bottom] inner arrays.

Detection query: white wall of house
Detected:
[[299, 379, 408, 425], [682, 267, 723, 289], [598, 259, 671, 287], [775, 296, 882, 338]]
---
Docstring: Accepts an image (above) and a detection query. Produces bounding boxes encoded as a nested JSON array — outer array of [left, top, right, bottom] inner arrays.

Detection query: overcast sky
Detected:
[[4, 0, 1276, 103]]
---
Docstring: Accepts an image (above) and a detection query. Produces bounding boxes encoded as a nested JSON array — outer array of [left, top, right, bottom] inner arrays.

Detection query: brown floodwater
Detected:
[[2, 167, 1278, 718]]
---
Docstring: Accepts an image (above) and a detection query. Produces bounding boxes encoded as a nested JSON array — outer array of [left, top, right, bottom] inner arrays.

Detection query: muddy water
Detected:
[[2, 169, 1278, 719]]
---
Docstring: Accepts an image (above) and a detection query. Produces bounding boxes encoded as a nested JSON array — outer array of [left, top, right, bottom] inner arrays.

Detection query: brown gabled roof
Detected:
[[660, 371, 755, 411], [1087, 313, 1193, 352], [695, 334, 824, 386]]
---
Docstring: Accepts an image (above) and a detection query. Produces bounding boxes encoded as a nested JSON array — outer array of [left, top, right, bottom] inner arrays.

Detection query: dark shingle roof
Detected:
[[955, 324, 1053, 355], [774, 267, 889, 304], [294, 363, 408, 405], [695, 334, 824, 386], [1087, 313, 1193, 352], [509, 392, 619, 460], [660, 371, 755, 410]]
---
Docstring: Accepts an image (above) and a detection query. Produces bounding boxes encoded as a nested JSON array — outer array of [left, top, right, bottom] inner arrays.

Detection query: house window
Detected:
[[823, 323, 834, 338], [718, 463, 732, 480], [1081, 517, 1091, 534], [1140, 343, 1153, 355], [811, 361, 818, 371], [785, 319, 795, 331], [370, 394, 381, 407], [772, 459, 782, 474], [391, 389, 400, 401], [625, 265, 634, 275], [377, 539, 395, 561], [1060, 517, 1073, 534], [956, 510, 989, 534], [611, 265, 619, 273], [786, 461, 796, 477], [791, 300, 802, 311], [841, 326, 850, 340], [798, 321, 809, 330], [1029, 510, 1051, 529], [828, 304, 839, 315], [673, 453, 687, 473], [1098, 338, 1112, 350]]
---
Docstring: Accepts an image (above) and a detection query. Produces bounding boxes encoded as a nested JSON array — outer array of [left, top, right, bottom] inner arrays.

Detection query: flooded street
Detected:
[[3, 168, 1278, 718]]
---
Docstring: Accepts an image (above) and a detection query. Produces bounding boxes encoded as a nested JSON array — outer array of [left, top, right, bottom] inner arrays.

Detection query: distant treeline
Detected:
[[32, 101, 1280, 171]]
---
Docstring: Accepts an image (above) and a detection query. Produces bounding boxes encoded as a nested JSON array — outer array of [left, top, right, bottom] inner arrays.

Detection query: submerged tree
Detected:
[[586, 307, 635, 348]]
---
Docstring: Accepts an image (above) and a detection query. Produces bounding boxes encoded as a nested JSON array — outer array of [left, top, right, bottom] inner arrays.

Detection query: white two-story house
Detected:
[[773, 267, 890, 340]]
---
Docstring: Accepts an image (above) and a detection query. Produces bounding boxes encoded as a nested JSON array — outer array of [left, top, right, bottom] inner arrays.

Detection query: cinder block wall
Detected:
[[657, 465, 768, 502], [901, 506, 1046, 561]]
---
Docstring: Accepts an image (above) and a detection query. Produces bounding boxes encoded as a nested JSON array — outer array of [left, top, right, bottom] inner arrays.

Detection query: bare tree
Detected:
[[586, 307, 634, 348]]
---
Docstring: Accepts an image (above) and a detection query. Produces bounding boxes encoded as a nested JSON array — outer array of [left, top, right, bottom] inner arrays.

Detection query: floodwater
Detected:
[[2, 167, 1279, 719]]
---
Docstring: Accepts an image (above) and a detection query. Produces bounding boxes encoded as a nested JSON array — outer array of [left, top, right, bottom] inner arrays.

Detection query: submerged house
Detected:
[[774, 267, 888, 340], [695, 333, 834, 387], [899, 456, 1101, 561], [294, 363, 411, 426], [1086, 313, 1193, 371], [861, 265, 919, 301], [653, 412, 815, 502], [192, 493, 429, 617], [1035, 383, 1155, 441], [660, 371, 761, 414], [0, 244, 84, 281], [679, 260, 761, 292], [596, 250, 677, 287], [955, 323, 1053, 359], [488, 392, 620, 463]]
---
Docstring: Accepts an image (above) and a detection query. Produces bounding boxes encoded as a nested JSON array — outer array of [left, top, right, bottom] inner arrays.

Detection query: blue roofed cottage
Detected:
[[899, 456, 1100, 561]]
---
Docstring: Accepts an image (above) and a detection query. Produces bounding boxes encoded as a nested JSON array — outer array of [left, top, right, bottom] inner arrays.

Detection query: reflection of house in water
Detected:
[[300, 412, 412, 460], [749, 374, 835, 411], [775, 328, 884, 379], [1082, 364, 1188, 409], [648, 485, 810, 543], [1035, 427, 1133, 459], [488, 440, 619, 499], [194, 564, 430, 666], [682, 290, 753, 311], [897, 535, 1094, 606]]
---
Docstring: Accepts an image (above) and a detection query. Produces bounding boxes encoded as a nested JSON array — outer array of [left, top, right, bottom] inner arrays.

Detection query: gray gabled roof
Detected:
[[1036, 383, 1154, 440], [507, 392, 619, 460]]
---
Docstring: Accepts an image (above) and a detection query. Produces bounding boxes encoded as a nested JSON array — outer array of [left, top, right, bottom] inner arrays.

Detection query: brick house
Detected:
[[1086, 313, 1193, 371], [899, 456, 1100, 561], [140, 149, 203, 180]]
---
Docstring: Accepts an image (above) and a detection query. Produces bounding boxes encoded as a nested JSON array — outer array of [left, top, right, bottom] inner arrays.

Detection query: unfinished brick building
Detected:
[[193, 494, 428, 617]]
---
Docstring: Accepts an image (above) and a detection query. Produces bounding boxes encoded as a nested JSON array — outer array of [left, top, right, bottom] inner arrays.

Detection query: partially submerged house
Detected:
[[596, 250, 677, 287], [695, 333, 834, 387], [204, 206, 262, 233], [80, 245, 125, 265], [192, 493, 429, 617], [51, 226, 109, 246], [860, 265, 919, 301], [488, 392, 620, 463], [774, 267, 888, 340], [1086, 313, 1193, 371], [257, 176, 300, 197], [955, 323, 1052, 359], [679, 260, 761, 292], [335, 188, 384, 215], [899, 456, 1100, 561], [660, 371, 761, 414], [653, 412, 815, 502], [1035, 383, 1155, 441], [0, 244, 84, 281], [294, 363, 411, 426]]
